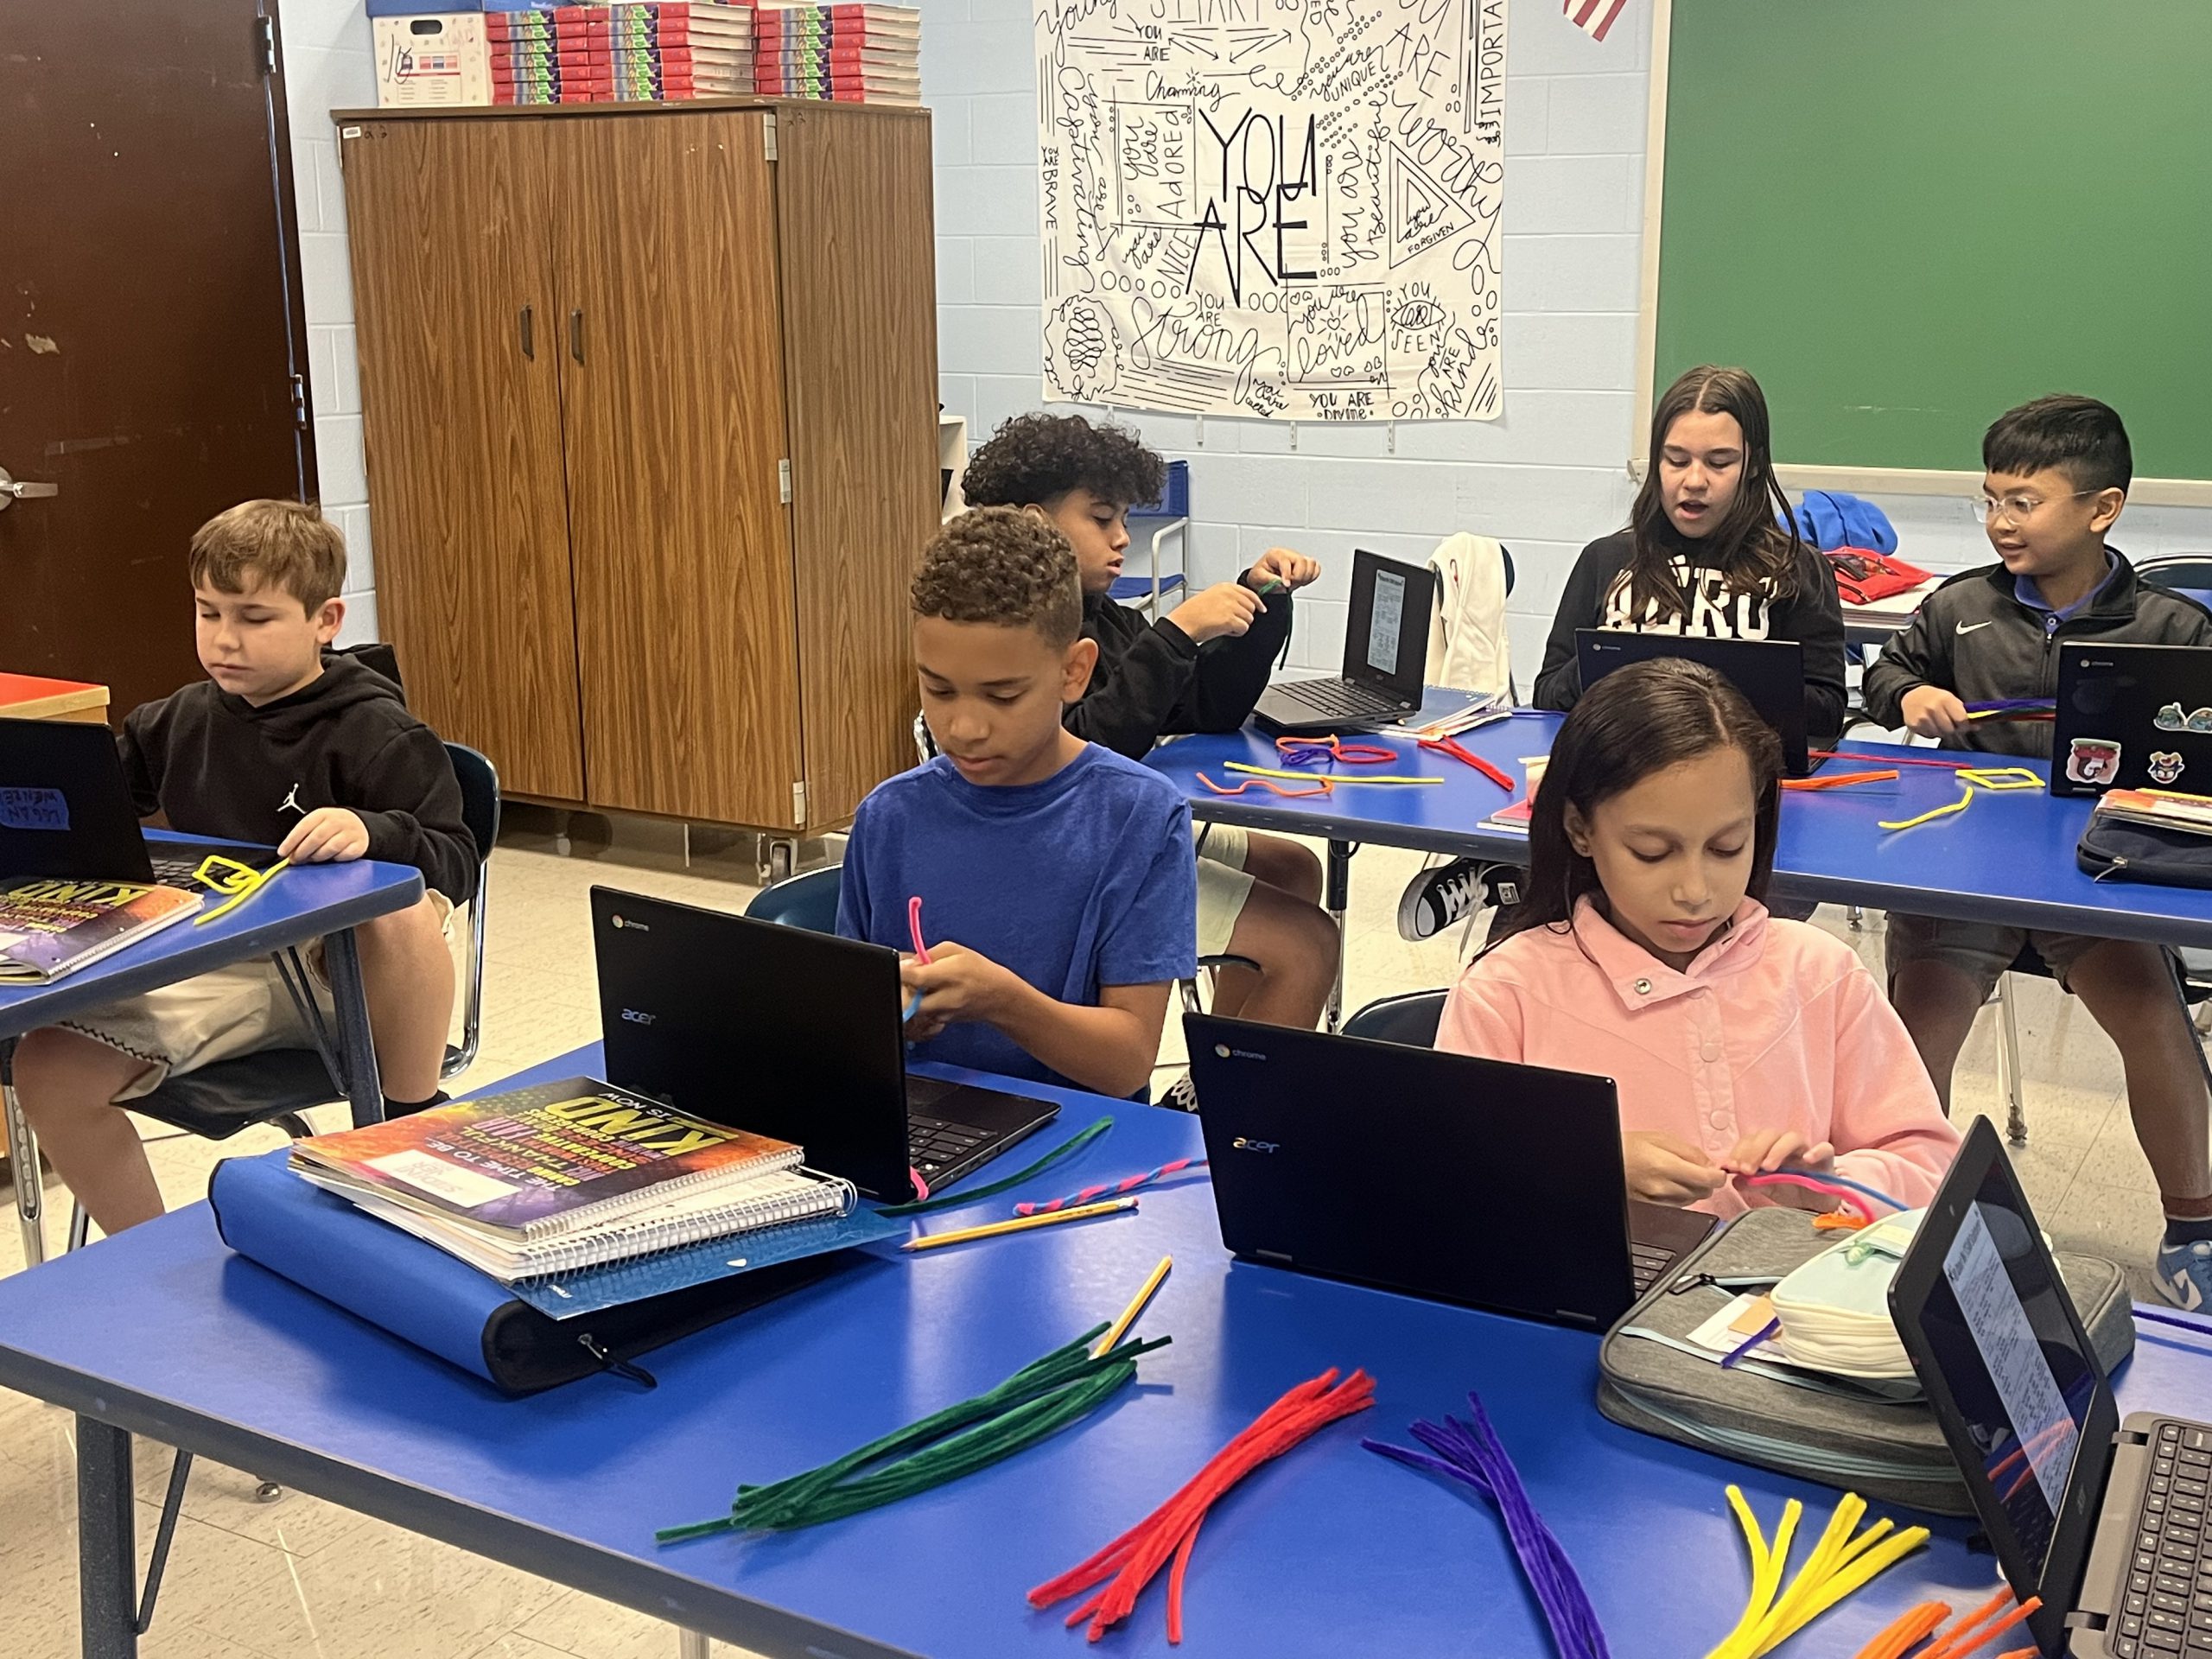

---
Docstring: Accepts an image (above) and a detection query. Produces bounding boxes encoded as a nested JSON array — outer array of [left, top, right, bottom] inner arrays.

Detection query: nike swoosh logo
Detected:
[[1955, 620, 1995, 635]]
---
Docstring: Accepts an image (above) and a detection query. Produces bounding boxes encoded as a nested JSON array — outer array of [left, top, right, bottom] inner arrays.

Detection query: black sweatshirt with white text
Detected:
[[1531, 527, 1848, 746]]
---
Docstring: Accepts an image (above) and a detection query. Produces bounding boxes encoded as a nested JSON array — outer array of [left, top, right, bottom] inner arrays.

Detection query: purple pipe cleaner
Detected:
[[1365, 1391, 1610, 1659]]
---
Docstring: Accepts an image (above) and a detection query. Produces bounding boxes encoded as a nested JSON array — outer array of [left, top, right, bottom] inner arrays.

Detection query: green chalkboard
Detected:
[[1651, 0, 2212, 483]]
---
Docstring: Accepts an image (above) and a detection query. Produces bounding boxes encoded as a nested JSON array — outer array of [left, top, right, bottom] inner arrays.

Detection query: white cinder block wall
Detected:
[[278, 0, 380, 645], [283, 0, 2212, 674]]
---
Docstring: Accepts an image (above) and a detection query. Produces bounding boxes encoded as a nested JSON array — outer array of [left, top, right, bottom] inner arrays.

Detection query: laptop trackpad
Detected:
[[907, 1074, 1055, 1133], [1630, 1199, 1719, 1262]]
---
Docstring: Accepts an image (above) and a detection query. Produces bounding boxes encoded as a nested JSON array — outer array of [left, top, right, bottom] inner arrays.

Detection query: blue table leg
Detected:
[[1325, 840, 1354, 1032], [321, 927, 385, 1129], [78, 1416, 135, 1659]]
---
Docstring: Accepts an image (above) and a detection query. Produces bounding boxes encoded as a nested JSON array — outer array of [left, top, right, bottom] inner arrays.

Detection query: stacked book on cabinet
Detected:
[[487, 1, 758, 105], [754, 3, 920, 106]]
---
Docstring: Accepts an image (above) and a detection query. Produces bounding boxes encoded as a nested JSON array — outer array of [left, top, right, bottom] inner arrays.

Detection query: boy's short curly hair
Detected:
[[188, 499, 347, 612], [958, 412, 1166, 512], [912, 507, 1083, 647]]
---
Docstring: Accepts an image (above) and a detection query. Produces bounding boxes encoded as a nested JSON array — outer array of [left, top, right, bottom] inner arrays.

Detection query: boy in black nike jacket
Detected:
[[1864, 396, 2212, 1307], [13, 501, 474, 1235], [957, 414, 1338, 1051]]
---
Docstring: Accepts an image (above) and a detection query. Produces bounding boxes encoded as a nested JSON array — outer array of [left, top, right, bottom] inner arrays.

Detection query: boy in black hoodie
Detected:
[[12, 501, 474, 1234], [1865, 396, 2212, 1309], [958, 415, 1338, 1058]]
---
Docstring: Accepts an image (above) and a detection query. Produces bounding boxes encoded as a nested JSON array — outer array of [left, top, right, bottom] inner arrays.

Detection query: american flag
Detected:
[[1565, 0, 1629, 43]]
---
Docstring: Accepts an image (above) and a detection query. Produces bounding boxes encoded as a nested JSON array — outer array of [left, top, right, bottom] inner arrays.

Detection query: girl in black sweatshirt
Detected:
[[1531, 365, 1846, 747], [1398, 367, 1844, 944]]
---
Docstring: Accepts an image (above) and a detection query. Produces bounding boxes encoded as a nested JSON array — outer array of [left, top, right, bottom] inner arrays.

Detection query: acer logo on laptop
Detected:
[[1231, 1137, 1280, 1154], [620, 1007, 657, 1026]]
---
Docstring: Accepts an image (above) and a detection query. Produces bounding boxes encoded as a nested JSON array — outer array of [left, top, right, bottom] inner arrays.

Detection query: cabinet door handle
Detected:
[[569, 308, 584, 364], [518, 305, 535, 359]]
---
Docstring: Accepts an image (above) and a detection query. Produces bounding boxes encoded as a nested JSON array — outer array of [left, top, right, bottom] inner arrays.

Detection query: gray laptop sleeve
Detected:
[[1598, 1207, 2135, 1516]]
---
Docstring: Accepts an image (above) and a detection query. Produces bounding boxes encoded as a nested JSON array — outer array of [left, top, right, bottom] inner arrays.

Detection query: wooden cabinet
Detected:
[[335, 102, 936, 833]]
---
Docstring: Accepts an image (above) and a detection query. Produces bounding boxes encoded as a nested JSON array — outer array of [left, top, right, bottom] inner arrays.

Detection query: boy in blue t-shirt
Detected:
[[836, 507, 1197, 1096]]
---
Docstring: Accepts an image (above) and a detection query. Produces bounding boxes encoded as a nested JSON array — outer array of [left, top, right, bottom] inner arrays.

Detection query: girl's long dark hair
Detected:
[[1620, 365, 1804, 626], [1493, 658, 1783, 946]]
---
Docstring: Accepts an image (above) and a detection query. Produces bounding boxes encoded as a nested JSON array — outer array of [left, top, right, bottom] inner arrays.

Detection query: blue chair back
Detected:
[[2138, 556, 2212, 614], [1340, 989, 1446, 1047], [444, 743, 500, 875], [746, 866, 842, 934]]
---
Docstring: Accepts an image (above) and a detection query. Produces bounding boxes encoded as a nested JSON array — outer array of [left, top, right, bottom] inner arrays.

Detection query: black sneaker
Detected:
[[1396, 857, 1490, 941], [1160, 1072, 1199, 1113]]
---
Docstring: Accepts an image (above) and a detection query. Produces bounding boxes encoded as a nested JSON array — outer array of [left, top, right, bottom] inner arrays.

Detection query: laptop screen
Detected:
[[1342, 550, 1433, 702], [1892, 1119, 2111, 1637], [1573, 630, 1812, 775]]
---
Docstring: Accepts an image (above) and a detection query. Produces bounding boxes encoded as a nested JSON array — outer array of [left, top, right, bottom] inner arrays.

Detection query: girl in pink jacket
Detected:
[[1438, 658, 1959, 1218]]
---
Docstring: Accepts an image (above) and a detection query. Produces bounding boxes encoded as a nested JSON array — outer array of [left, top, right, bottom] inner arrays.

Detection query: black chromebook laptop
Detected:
[[1891, 1116, 2206, 1657], [591, 887, 1059, 1202], [1251, 550, 1436, 735], [1576, 630, 1813, 777], [0, 716, 272, 885], [2052, 641, 2212, 798], [1185, 1014, 1717, 1330]]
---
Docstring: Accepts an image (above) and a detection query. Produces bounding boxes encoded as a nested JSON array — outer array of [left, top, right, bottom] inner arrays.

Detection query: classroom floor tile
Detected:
[[0, 809, 2195, 1656]]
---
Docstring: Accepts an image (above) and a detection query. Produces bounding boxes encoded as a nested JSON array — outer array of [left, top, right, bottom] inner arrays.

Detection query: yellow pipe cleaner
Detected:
[[1705, 1486, 1930, 1658]]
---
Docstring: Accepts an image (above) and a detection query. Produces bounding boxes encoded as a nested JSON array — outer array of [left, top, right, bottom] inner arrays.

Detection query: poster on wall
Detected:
[[1035, 0, 1509, 423]]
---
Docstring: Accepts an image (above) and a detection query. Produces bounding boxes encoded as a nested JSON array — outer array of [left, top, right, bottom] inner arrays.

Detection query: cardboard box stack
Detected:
[[753, 3, 919, 105], [372, 11, 493, 109]]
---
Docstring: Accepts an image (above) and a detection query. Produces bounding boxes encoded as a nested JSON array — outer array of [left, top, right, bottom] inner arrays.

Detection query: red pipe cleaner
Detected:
[[1028, 1368, 1375, 1644]]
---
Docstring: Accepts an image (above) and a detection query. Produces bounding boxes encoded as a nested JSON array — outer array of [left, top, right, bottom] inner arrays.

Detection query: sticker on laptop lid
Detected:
[[2151, 752, 2186, 786], [2065, 738, 2123, 787], [0, 787, 68, 831], [2156, 702, 2187, 732]]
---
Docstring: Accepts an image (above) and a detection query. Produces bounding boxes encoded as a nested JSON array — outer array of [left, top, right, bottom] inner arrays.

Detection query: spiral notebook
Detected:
[[332, 1163, 859, 1284], [289, 1075, 802, 1241]]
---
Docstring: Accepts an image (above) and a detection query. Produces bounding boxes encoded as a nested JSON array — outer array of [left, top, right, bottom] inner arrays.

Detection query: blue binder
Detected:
[[207, 1149, 904, 1393]]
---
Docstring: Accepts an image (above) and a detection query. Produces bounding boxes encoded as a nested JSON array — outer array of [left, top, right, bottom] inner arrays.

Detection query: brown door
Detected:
[[551, 110, 802, 828], [339, 118, 587, 802], [0, 0, 313, 716]]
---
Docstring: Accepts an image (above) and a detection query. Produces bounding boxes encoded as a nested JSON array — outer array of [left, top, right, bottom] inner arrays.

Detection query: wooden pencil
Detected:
[[901, 1196, 1137, 1252]]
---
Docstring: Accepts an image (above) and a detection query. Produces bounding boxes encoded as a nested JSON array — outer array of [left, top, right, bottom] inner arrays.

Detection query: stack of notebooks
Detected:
[[0, 876, 200, 984], [2089, 789, 2212, 836], [487, 2, 757, 105], [289, 1076, 856, 1283], [754, 2, 919, 105]]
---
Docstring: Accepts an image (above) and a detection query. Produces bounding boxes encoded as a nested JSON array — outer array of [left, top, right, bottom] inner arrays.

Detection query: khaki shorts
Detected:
[[61, 893, 458, 1103], [1193, 822, 1255, 959], [1884, 911, 2116, 999]]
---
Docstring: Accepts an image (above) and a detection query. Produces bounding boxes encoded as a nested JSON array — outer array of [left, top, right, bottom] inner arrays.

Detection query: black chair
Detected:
[[11, 743, 499, 1258], [1340, 988, 1446, 1047]]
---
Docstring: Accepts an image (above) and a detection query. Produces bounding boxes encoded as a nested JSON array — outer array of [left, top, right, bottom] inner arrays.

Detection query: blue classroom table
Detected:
[[1147, 706, 2212, 1021], [1, 841, 426, 1263], [9, 1043, 2212, 1657]]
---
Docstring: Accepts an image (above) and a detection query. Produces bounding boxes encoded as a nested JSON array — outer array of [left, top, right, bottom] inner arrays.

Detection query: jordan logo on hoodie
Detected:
[[277, 783, 307, 818]]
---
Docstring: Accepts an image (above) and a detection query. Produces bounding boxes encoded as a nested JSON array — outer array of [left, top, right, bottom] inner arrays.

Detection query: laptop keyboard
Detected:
[[2114, 1421, 2212, 1655], [1630, 1240, 1675, 1294], [907, 1114, 988, 1182], [150, 855, 214, 887], [1273, 678, 1401, 720]]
